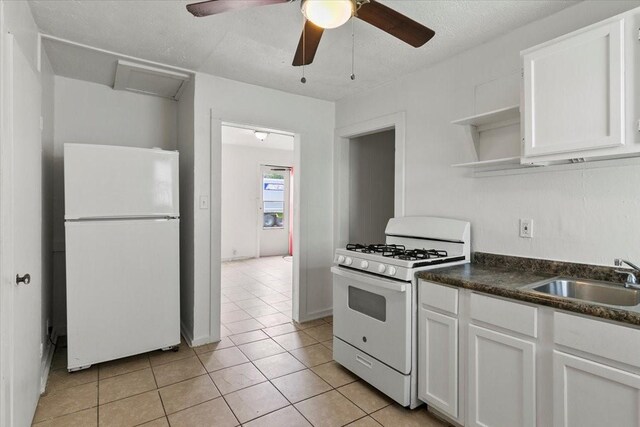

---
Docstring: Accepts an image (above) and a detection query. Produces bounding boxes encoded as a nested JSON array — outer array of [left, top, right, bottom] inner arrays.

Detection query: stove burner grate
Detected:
[[346, 244, 448, 261], [346, 243, 406, 255], [393, 249, 448, 261]]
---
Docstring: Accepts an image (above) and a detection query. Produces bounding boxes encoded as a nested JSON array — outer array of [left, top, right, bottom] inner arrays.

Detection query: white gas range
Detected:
[[332, 216, 470, 408]]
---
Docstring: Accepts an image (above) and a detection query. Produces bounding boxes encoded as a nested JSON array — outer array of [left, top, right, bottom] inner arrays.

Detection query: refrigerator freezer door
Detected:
[[64, 144, 179, 219], [65, 218, 180, 369]]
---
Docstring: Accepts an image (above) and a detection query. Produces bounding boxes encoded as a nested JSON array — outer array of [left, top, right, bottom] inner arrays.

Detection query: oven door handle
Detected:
[[331, 267, 407, 292]]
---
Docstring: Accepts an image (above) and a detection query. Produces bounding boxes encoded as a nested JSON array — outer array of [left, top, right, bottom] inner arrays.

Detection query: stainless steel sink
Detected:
[[523, 277, 640, 307]]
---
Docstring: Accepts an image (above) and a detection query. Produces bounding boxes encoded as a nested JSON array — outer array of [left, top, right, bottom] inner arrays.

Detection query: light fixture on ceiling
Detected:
[[301, 0, 355, 30], [254, 131, 269, 141]]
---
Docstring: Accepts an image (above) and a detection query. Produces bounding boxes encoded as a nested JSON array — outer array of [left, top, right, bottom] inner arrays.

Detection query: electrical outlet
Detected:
[[520, 219, 533, 238], [39, 342, 43, 358]]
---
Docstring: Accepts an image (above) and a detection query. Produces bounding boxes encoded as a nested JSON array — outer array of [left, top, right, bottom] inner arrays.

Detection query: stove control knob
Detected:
[[337, 255, 345, 263], [387, 266, 397, 276], [360, 261, 369, 269], [377, 264, 387, 273], [344, 257, 353, 266]]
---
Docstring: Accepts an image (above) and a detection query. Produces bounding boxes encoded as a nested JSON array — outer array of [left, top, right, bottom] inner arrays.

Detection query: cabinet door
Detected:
[[522, 18, 624, 158], [554, 351, 640, 427], [468, 325, 536, 427], [418, 307, 458, 419]]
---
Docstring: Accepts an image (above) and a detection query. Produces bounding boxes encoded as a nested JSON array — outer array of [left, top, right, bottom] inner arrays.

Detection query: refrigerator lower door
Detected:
[[65, 218, 180, 370]]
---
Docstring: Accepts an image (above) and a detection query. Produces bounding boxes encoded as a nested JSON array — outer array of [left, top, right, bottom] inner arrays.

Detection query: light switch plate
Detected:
[[199, 196, 209, 210]]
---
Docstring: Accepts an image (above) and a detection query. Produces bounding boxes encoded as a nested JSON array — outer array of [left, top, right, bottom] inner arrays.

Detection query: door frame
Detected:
[[257, 164, 292, 259], [213, 116, 302, 328], [333, 112, 406, 249]]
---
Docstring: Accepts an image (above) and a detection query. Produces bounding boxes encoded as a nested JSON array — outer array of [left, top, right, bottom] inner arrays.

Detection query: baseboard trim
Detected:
[[181, 322, 222, 348], [180, 322, 195, 347], [221, 255, 254, 262], [40, 330, 58, 393], [299, 308, 332, 323], [189, 334, 220, 347]]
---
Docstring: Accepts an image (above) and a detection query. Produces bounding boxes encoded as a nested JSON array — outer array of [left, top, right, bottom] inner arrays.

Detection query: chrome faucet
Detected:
[[614, 259, 640, 289]]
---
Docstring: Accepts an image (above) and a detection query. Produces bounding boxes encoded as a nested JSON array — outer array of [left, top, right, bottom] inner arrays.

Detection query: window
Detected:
[[348, 286, 386, 322], [262, 172, 285, 229]]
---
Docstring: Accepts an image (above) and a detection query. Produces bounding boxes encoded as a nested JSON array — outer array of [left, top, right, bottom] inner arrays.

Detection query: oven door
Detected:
[[332, 266, 411, 374]]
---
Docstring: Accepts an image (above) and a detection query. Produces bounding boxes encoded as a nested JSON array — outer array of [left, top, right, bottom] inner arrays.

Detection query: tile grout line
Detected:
[[43, 258, 323, 426], [96, 366, 100, 426], [147, 354, 169, 422]]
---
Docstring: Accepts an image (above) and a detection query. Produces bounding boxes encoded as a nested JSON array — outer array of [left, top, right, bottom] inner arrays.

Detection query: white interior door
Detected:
[[1, 34, 43, 426], [259, 165, 291, 257]]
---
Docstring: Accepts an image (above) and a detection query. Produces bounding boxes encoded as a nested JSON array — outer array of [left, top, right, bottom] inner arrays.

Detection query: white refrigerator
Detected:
[[64, 143, 180, 371]]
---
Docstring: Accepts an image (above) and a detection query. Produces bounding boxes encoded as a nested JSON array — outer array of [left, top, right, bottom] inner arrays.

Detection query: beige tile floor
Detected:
[[33, 256, 449, 426]]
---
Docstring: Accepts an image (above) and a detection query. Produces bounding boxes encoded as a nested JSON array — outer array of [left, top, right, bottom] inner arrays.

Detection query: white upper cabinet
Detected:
[[522, 17, 625, 160]]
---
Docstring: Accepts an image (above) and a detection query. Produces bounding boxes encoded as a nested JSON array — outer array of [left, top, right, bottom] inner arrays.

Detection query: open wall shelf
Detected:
[[451, 105, 520, 130], [451, 105, 536, 171]]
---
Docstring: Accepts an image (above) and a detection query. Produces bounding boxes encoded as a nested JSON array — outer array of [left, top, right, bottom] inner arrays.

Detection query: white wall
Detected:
[[335, 1, 640, 267], [221, 143, 294, 261], [40, 49, 55, 382], [51, 76, 178, 331], [348, 130, 395, 244], [180, 72, 334, 345], [177, 78, 195, 340]]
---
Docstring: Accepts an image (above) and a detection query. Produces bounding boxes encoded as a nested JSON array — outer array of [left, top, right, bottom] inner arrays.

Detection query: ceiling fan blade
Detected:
[[292, 20, 324, 66], [356, 0, 435, 47], [186, 0, 289, 17]]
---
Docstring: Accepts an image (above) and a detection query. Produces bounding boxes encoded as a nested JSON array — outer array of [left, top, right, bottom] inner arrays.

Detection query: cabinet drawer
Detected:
[[419, 280, 458, 316], [470, 293, 538, 338], [334, 337, 410, 406], [554, 312, 640, 369]]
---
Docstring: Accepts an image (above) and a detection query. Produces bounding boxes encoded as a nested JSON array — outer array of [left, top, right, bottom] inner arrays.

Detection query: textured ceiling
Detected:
[[29, 0, 579, 101]]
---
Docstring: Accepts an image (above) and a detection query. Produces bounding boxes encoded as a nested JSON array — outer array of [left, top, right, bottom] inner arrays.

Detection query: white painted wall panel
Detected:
[[40, 49, 55, 378], [221, 143, 293, 261], [177, 79, 195, 341], [335, 1, 640, 267], [52, 76, 178, 331], [189, 73, 335, 344]]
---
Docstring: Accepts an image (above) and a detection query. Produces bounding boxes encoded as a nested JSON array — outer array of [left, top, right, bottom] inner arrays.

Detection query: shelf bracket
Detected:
[[463, 125, 481, 162]]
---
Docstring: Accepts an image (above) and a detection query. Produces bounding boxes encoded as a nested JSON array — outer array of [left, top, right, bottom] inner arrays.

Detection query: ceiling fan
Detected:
[[186, 0, 435, 67]]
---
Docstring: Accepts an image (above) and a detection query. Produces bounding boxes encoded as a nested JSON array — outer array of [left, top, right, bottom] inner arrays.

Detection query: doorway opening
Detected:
[[348, 129, 395, 243], [260, 165, 292, 256], [220, 124, 295, 333], [334, 112, 405, 250]]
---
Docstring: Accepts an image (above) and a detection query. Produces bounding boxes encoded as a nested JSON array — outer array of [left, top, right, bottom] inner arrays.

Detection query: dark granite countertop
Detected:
[[417, 252, 640, 327]]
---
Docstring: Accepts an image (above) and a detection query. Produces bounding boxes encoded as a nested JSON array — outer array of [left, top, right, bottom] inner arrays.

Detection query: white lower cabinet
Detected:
[[418, 306, 458, 419], [553, 350, 640, 427], [418, 282, 640, 427], [467, 324, 536, 427]]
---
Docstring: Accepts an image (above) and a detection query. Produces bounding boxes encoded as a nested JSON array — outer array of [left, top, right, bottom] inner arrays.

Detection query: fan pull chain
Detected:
[[301, 19, 307, 84], [350, 18, 356, 81]]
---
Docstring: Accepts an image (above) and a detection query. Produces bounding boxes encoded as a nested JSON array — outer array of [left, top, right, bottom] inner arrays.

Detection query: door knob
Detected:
[[16, 273, 31, 285]]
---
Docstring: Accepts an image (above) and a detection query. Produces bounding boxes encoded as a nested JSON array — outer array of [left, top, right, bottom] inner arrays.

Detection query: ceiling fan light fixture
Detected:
[[301, 0, 354, 29], [254, 131, 269, 141]]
